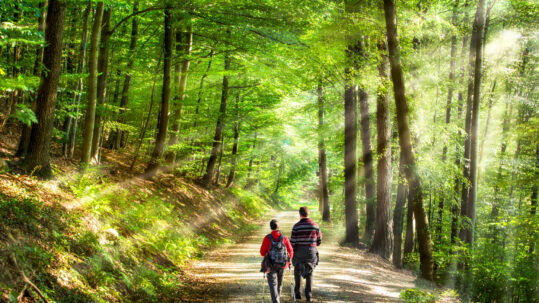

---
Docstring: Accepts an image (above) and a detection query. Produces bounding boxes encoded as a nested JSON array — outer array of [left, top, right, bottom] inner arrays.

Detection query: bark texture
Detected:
[[22, 0, 66, 179]]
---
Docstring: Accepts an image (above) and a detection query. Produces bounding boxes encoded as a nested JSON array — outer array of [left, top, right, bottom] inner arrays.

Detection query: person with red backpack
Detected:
[[260, 219, 294, 303]]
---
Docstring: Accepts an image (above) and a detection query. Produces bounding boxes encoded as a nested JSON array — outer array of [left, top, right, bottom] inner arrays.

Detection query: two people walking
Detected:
[[260, 207, 322, 302]]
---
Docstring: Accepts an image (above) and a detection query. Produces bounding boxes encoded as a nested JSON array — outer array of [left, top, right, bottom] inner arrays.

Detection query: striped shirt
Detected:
[[290, 218, 322, 247]]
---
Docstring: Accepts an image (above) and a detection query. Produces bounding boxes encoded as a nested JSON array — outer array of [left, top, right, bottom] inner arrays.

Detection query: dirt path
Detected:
[[188, 211, 416, 302]]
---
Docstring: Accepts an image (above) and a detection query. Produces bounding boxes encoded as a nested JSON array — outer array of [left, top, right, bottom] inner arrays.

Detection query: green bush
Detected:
[[400, 288, 438, 303]]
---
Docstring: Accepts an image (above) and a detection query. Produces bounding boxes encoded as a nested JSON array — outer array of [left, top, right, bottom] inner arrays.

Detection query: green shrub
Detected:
[[400, 288, 438, 303]]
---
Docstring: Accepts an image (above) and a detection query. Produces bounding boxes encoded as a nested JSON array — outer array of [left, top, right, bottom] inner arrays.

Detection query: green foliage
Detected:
[[11, 103, 37, 126], [400, 288, 439, 303]]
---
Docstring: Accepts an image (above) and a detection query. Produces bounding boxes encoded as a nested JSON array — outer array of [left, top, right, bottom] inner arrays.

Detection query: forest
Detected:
[[0, 0, 537, 302]]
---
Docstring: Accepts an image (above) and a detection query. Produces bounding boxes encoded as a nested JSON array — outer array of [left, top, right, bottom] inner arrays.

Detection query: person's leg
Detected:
[[267, 270, 280, 303], [294, 265, 302, 299], [276, 268, 284, 296], [305, 270, 313, 301]]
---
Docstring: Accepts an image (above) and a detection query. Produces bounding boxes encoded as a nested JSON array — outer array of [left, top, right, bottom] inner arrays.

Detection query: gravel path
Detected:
[[188, 211, 416, 302]]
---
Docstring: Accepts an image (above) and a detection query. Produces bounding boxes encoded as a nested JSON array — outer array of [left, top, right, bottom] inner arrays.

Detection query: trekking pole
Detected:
[[289, 265, 296, 302], [262, 272, 265, 303]]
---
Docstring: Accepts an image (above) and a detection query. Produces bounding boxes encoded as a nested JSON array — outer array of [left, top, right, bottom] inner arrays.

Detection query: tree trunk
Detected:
[[91, 7, 111, 162], [343, 39, 359, 244], [214, 133, 225, 185], [451, 33, 470, 245], [226, 95, 241, 188], [244, 131, 258, 189], [22, 0, 66, 179], [202, 38, 231, 188], [130, 50, 163, 171], [436, 0, 459, 240], [145, 5, 173, 176], [478, 79, 496, 165], [115, 0, 139, 149], [383, 0, 434, 280], [370, 41, 392, 259], [16, 0, 48, 157], [80, 1, 104, 165], [393, 155, 407, 267], [166, 24, 193, 163], [459, 0, 484, 243], [357, 38, 376, 241], [317, 83, 330, 222], [464, 0, 486, 246]]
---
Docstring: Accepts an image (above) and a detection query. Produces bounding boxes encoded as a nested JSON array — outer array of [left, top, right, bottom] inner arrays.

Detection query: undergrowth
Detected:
[[0, 170, 269, 302]]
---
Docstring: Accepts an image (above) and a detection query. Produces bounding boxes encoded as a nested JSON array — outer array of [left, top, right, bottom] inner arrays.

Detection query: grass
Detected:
[[0, 168, 270, 302]]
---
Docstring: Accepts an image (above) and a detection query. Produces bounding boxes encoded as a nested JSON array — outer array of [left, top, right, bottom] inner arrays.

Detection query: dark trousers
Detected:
[[292, 246, 318, 300], [267, 268, 284, 303], [294, 264, 313, 300]]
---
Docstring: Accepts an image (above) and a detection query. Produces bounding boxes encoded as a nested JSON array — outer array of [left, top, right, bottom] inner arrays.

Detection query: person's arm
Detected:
[[284, 237, 294, 260], [260, 236, 270, 256], [290, 225, 297, 248], [316, 227, 322, 246]]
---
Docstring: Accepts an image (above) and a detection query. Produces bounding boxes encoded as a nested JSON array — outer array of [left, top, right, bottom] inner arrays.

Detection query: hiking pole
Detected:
[[289, 265, 296, 302], [262, 272, 265, 302]]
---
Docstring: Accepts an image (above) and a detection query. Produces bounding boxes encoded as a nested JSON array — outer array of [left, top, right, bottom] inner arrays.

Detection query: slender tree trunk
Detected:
[[214, 133, 225, 184], [115, 0, 139, 149], [202, 31, 231, 187], [130, 50, 163, 171], [145, 5, 173, 175], [317, 83, 330, 222], [478, 79, 496, 165], [451, 32, 470, 245], [91, 7, 111, 162], [244, 131, 258, 189], [343, 40, 359, 244], [193, 50, 213, 130], [383, 0, 434, 280], [370, 41, 392, 259], [459, 0, 484, 243], [357, 38, 376, 241], [465, 0, 486, 247], [80, 1, 104, 165], [393, 155, 407, 267], [22, 0, 66, 179], [436, 0, 459, 241], [166, 24, 193, 163], [226, 95, 241, 188]]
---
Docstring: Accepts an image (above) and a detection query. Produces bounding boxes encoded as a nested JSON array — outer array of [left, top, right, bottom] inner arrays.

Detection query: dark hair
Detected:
[[299, 206, 309, 217], [270, 219, 279, 230]]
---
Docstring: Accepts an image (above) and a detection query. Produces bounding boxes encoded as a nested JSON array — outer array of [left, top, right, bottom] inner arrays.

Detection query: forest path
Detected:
[[187, 211, 416, 302]]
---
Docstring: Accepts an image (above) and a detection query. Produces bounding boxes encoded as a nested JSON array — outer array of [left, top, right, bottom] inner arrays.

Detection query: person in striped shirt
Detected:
[[290, 206, 322, 301]]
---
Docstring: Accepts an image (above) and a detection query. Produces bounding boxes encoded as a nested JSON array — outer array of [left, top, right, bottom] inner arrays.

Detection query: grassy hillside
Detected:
[[0, 149, 270, 302]]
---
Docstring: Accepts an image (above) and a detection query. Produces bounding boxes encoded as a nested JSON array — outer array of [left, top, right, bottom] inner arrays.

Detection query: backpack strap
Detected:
[[278, 234, 284, 243], [267, 234, 276, 245]]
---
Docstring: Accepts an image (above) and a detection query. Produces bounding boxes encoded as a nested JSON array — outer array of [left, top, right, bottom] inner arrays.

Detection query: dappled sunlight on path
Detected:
[[189, 212, 415, 302]]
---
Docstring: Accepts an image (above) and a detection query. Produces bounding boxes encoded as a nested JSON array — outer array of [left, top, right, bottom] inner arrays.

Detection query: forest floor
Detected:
[[185, 211, 430, 303]]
